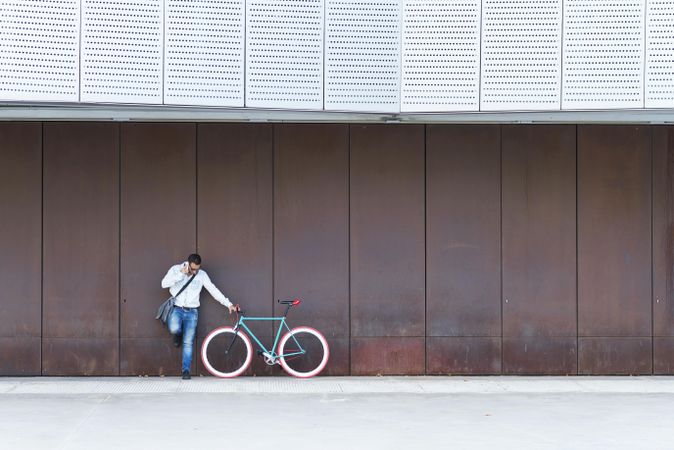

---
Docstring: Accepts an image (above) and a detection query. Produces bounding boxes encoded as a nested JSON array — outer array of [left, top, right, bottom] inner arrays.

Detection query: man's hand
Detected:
[[228, 304, 238, 314], [180, 263, 189, 274]]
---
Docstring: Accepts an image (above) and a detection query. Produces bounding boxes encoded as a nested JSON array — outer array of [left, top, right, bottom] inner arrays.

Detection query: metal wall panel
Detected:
[[325, 0, 400, 112], [274, 124, 350, 374], [351, 337, 424, 375], [426, 125, 501, 337], [502, 125, 577, 374], [653, 126, 674, 337], [481, 0, 563, 111], [120, 123, 196, 375], [2, 122, 668, 376], [196, 123, 273, 376], [578, 126, 651, 338], [120, 339, 182, 376], [503, 338, 577, 374], [350, 125, 425, 339], [42, 338, 118, 376], [426, 337, 501, 375], [42, 122, 119, 375], [0, 0, 80, 102], [164, 0, 245, 107], [562, 0, 646, 109], [502, 125, 576, 337], [80, 0, 163, 104], [645, 1, 674, 108], [1, 2, 673, 113], [245, 0, 324, 109], [0, 123, 42, 375], [318, 338, 350, 376], [0, 337, 41, 376], [579, 337, 652, 375], [654, 337, 674, 374], [273, 124, 349, 333], [401, 0, 481, 112]]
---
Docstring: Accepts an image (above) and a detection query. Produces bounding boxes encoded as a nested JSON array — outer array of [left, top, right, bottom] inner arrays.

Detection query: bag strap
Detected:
[[174, 272, 197, 300]]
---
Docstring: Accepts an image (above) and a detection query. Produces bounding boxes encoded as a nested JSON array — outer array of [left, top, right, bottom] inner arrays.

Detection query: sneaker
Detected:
[[172, 334, 182, 347], [182, 370, 191, 380]]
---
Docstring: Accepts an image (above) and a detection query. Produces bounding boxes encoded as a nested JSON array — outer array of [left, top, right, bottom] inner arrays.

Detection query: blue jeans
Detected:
[[168, 307, 199, 373]]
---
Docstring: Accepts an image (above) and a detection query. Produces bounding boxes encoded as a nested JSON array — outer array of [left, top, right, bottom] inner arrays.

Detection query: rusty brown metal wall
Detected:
[[502, 125, 577, 374], [42, 123, 120, 375], [120, 123, 196, 376], [274, 124, 350, 375], [196, 123, 273, 376], [350, 125, 425, 375], [578, 125, 653, 374], [0, 123, 42, 375], [1, 123, 673, 376], [426, 125, 501, 375], [653, 126, 674, 374]]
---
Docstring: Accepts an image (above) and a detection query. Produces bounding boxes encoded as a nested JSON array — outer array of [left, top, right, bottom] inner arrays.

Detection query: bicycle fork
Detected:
[[225, 327, 240, 355]]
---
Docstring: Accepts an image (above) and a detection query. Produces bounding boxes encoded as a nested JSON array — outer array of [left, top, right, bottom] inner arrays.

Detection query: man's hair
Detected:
[[188, 253, 202, 265]]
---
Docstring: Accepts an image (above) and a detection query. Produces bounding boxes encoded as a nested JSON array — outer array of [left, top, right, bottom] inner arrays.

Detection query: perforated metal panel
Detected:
[[1, 0, 670, 113], [480, 0, 562, 111], [245, 0, 323, 109], [562, 0, 645, 110], [0, 0, 80, 102], [325, 0, 401, 112], [80, 0, 163, 104], [164, 0, 244, 107], [401, 1, 480, 112], [646, 0, 674, 108]]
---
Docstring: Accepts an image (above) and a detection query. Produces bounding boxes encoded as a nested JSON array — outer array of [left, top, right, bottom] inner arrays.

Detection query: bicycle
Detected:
[[200, 299, 330, 378]]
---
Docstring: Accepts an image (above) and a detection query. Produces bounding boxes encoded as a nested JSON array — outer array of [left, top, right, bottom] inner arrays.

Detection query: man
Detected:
[[161, 253, 238, 380]]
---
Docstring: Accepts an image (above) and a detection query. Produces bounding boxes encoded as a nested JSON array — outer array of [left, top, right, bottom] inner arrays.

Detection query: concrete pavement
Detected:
[[1, 376, 673, 450]]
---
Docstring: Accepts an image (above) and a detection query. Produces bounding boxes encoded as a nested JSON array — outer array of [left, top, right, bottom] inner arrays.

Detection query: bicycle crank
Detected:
[[257, 350, 279, 366]]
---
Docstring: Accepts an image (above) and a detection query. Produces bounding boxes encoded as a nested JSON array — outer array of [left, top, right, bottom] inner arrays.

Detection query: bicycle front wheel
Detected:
[[201, 327, 252, 378], [278, 327, 329, 378]]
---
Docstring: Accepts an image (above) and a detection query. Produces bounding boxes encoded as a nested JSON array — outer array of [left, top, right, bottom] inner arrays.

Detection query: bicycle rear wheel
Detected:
[[278, 327, 329, 378], [201, 327, 252, 378]]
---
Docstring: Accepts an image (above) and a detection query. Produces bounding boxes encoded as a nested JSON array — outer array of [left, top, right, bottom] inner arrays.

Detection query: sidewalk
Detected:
[[1, 377, 673, 450], [2, 375, 674, 394]]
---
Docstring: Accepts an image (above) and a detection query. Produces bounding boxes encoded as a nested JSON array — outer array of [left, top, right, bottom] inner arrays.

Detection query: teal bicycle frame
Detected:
[[231, 313, 305, 362]]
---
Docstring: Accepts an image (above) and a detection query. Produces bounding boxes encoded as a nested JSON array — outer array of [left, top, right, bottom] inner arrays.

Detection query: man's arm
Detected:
[[161, 264, 185, 289], [202, 272, 233, 308]]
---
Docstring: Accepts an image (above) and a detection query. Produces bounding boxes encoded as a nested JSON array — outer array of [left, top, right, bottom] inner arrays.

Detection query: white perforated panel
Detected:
[[646, 0, 674, 108], [164, 0, 244, 107], [480, 0, 562, 111], [562, 0, 645, 110], [401, 0, 480, 112], [245, 0, 323, 109], [325, 0, 401, 112], [80, 0, 163, 104], [0, 0, 80, 102]]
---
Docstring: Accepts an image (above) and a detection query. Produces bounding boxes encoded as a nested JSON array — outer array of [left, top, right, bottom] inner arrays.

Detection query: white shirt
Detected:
[[161, 262, 233, 309]]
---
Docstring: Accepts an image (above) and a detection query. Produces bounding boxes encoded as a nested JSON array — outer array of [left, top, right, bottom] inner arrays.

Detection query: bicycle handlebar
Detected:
[[233, 304, 245, 317]]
